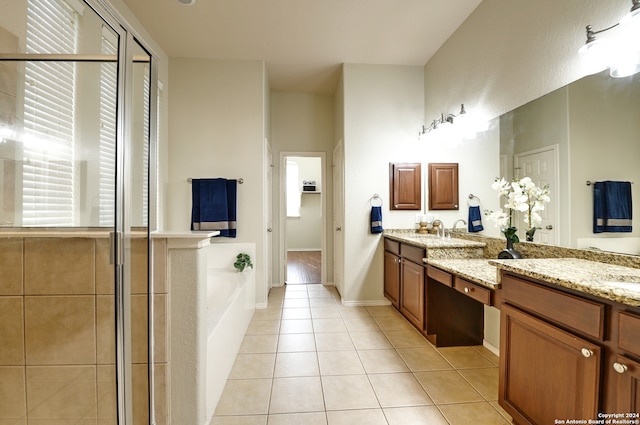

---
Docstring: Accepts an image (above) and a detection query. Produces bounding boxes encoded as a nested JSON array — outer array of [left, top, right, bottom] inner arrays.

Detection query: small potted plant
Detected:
[[233, 253, 253, 272]]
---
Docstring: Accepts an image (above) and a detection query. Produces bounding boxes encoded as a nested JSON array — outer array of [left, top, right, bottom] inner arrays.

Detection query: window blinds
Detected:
[[23, 0, 78, 226]]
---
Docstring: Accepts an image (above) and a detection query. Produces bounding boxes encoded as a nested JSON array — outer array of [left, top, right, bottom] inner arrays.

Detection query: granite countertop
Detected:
[[490, 258, 640, 307], [426, 258, 499, 289], [383, 229, 486, 250]]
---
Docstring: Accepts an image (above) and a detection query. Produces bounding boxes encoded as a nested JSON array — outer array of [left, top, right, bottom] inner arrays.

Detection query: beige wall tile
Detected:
[[97, 365, 116, 421], [25, 296, 96, 365], [25, 238, 95, 295], [154, 363, 169, 425], [152, 238, 167, 294], [132, 363, 149, 425], [0, 238, 22, 295], [154, 293, 168, 363], [26, 365, 97, 420], [131, 238, 148, 295], [0, 366, 26, 420], [95, 238, 114, 295], [96, 295, 115, 365], [131, 294, 148, 364], [0, 297, 24, 365]]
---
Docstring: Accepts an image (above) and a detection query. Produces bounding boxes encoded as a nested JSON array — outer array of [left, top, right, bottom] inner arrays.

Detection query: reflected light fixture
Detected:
[[579, 0, 640, 78], [176, 0, 196, 5], [420, 104, 467, 136]]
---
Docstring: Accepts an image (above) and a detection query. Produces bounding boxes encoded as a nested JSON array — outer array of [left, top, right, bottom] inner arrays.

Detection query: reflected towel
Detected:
[[371, 206, 383, 234], [468, 205, 484, 232], [191, 178, 237, 237], [593, 180, 632, 233]]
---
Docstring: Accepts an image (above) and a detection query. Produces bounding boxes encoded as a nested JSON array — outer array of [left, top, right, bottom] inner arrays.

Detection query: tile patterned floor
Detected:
[[211, 284, 512, 425]]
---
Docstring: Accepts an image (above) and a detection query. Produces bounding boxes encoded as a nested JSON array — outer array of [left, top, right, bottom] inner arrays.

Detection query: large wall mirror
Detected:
[[497, 69, 640, 255]]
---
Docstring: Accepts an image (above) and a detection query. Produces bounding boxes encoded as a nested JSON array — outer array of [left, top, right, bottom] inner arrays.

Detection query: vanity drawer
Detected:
[[384, 239, 400, 255], [502, 274, 605, 340], [454, 276, 491, 305], [401, 243, 426, 264], [619, 311, 640, 357], [427, 265, 452, 287]]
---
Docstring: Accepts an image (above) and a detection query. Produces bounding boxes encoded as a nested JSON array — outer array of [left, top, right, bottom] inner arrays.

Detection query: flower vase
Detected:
[[498, 238, 522, 259]]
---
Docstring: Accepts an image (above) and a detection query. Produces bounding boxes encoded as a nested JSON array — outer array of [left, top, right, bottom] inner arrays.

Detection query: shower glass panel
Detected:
[[0, 0, 155, 424]]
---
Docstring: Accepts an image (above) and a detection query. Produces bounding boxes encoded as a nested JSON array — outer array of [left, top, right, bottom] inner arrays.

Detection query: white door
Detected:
[[514, 146, 558, 244], [264, 139, 273, 290], [332, 141, 345, 295]]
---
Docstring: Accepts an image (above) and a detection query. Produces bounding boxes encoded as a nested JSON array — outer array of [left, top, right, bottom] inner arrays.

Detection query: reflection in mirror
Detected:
[[131, 40, 151, 228], [499, 70, 640, 255]]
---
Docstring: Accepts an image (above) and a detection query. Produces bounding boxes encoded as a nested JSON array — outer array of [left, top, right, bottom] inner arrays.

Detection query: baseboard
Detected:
[[340, 299, 392, 307], [255, 302, 268, 309], [286, 248, 321, 252], [483, 339, 500, 357]]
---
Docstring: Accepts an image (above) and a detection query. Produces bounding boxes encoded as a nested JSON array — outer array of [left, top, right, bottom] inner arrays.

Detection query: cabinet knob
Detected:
[[580, 348, 594, 358], [613, 362, 628, 374], [464, 287, 470, 293]]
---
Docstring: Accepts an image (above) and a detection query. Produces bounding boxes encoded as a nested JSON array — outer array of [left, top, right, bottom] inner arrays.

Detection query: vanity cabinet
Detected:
[[428, 162, 458, 210], [389, 162, 421, 210], [499, 271, 640, 424], [383, 240, 401, 308], [383, 239, 425, 329]]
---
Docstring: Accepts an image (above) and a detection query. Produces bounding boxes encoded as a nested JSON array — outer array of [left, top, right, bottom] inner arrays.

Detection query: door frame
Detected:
[[279, 151, 327, 285], [514, 144, 560, 244]]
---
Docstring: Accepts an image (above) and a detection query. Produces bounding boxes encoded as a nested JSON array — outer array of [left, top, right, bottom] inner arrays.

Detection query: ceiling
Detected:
[[121, 0, 482, 94]]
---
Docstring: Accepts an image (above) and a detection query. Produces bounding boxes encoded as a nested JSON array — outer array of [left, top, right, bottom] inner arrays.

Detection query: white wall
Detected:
[[424, 0, 628, 126], [341, 64, 425, 304], [168, 58, 269, 305]]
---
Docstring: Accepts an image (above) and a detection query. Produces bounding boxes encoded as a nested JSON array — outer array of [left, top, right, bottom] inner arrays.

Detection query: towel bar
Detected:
[[467, 194, 481, 206], [188, 177, 244, 184], [370, 194, 383, 207], [586, 180, 633, 186]]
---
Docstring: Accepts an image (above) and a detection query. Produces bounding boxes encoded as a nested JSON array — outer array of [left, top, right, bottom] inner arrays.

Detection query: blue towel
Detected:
[[593, 180, 632, 233], [191, 178, 237, 237], [468, 205, 484, 232], [371, 206, 383, 234]]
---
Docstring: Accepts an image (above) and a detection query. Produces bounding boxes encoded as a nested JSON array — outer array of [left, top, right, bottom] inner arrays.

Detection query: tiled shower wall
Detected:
[[0, 235, 169, 424]]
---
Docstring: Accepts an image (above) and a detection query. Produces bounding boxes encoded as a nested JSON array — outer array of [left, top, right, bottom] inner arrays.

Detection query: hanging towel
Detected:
[[370, 206, 383, 234], [191, 178, 237, 237], [468, 205, 484, 232], [593, 180, 632, 233]]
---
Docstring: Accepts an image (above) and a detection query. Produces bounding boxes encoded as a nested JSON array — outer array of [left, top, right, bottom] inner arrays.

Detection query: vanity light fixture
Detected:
[[579, 0, 640, 78], [419, 103, 467, 136]]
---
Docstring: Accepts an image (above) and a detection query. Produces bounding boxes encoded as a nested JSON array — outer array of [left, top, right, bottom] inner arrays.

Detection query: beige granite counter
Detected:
[[490, 258, 640, 307], [426, 258, 499, 289], [383, 229, 485, 259]]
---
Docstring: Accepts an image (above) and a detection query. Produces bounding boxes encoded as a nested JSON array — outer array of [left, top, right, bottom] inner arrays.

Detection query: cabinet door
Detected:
[[614, 354, 640, 414], [428, 163, 458, 210], [400, 259, 425, 330], [389, 162, 421, 210], [384, 250, 401, 308], [500, 304, 601, 425]]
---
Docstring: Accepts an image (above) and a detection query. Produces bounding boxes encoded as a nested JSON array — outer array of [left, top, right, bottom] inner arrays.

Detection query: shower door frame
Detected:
[[0, 0, 160, 422]]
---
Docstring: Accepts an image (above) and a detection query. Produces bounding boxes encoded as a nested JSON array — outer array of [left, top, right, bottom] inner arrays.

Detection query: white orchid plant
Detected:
[[485, 177, 551, 243]]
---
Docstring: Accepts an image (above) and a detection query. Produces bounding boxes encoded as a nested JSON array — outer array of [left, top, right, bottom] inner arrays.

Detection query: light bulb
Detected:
[[579, 38, 611, 75]]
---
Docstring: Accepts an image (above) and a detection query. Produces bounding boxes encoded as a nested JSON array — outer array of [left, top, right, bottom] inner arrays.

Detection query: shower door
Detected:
[[0, 0, 157, 423]]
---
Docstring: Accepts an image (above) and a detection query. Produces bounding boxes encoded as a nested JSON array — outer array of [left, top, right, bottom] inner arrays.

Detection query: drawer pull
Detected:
[[581, 348, 594, 358], [613, 362, 628, 374], [464, 287, 471, 293]]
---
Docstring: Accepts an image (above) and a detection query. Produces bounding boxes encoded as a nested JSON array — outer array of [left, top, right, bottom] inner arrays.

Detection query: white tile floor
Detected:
[[211, 284, 512, 425]]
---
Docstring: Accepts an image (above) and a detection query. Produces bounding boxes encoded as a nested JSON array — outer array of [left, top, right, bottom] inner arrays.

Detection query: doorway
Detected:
[[280, 153, 326, 285]]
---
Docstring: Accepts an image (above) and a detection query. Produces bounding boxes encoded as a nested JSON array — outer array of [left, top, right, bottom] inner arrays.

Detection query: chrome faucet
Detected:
[[431, 219, 444, 238], [453, 219, 467, 232]]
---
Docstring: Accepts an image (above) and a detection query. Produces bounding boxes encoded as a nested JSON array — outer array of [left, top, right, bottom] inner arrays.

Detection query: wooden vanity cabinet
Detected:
[[383, 239, 425, 330], [499, 272, 640, 424], [428, 162, 458, 210], [389, 162, 421, 210], [383, 239, 401, 308]]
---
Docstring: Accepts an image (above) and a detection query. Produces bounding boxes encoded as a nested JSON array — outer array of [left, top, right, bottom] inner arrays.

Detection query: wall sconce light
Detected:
[[419, 104, 467, 136], [579, 0, 640, 77]]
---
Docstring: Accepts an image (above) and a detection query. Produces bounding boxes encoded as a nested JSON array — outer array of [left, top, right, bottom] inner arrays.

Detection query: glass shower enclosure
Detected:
[[0, 0, 158, 423]]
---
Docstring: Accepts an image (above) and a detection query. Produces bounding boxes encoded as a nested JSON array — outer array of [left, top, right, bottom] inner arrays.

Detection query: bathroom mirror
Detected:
[[496, 69, 640, 255]]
